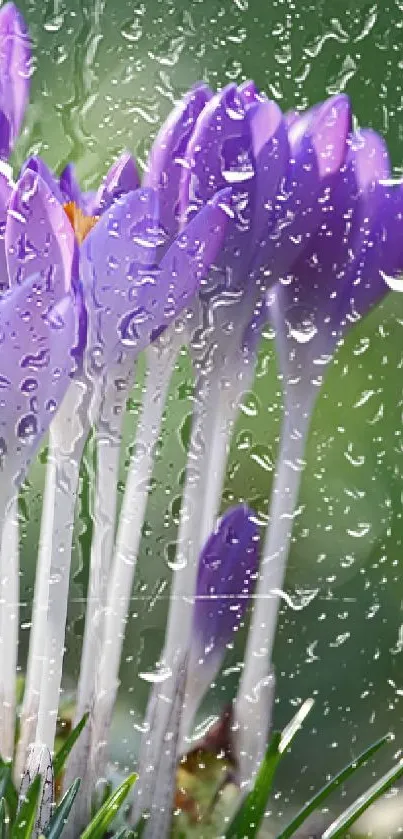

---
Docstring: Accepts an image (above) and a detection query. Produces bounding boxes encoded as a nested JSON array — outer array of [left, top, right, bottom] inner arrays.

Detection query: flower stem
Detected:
[[32, 379, 91, 753], [235, 386, 316, 786], [131, 362, 228, 823], [66, 340, 179, 834], [64, 360, 136, 796], [0, 496, 19, 761]]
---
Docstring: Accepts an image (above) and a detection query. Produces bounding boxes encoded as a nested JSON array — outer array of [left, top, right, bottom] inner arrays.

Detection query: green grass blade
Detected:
[[80, 773, 137, 839], [11, 775, 41, 839], [53, 713, 89, 778], [276, 734, 389, 839], [224, 732, 282, 839], [0, 798, 6, 839], [43, 779, 81, 839], [132, 815, 146, 838], [225, 699, 314, 839], [322, 758, 403, 838], [0, 759, 18, 823]]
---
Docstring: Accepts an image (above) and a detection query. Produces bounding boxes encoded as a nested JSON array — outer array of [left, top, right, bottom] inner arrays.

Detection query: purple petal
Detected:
[[20, 156, 64, 204], [308, 94, 352, 179], [0, 3, 31, 152], [6, 169, 75, 298], [81, 187, 230, 371], [338, 180, 403, 323], [180, 84, 255, 287], [0, 273, 78, 497], [247, 97, 289, 269], [258, 94, 352, 282], [273, 127, 395, 355], [59, 163, 82, 207], [189, 504, 259, 695], [93, 151, 140, 215], [284, 109, 299, 129], [238, 80, 258, 106], [0, 111, 11, 159], [80, 187, 160, 371], [144, 84, 212, 240]]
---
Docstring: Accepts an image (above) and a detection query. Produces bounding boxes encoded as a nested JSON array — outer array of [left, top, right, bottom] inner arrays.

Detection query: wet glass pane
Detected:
[[2, 0, 403, 836]]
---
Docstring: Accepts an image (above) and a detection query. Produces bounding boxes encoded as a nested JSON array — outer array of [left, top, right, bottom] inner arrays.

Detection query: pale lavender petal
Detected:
[[81, 187, 160, 372], [21, 156, 64, 204], [0, 273, 78, 497], [180, 84, 255, 287], [81, 187, 230, 371], [93, 151, 140, 215], [6, 169, 75, 298], [0, 3, 31, 152], [144, 84, 211, 240]]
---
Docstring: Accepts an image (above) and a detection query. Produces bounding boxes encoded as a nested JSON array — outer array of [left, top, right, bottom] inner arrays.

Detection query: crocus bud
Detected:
[[181, 504, 260, 740]]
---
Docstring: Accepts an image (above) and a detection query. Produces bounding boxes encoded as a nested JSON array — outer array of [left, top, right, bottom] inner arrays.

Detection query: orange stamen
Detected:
[[63, 201, 99, 245]]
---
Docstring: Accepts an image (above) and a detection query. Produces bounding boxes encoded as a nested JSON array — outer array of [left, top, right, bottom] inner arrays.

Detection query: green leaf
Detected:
[[225, 699, 314, 839], [276, 734, 389, 839], [43, 779, 81, 839], [132, 815, 146, 838], [80, 773, 137, 839], [224, 733, 282, 839], [0, 759, 18, 822], [322, 758, 403, 838], [0, 798, 7, 839], [53, 713, 89, 778], [11, 775, 41, 839], [111, 830, 135, 839]]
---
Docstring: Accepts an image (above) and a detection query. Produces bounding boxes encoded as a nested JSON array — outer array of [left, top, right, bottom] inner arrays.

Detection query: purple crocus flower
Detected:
[[130, 87, 354, 830], [236, 125, 403, 788], [11, 153, 230, 381], [0, 168, 80, 517], [0, 2, 31, 159], [12, 149, 230, 808], [181, 505, 260, 741]]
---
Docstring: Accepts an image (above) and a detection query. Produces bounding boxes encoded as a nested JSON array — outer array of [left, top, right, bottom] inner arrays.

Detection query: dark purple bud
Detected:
[[181, 505, 260, 738]]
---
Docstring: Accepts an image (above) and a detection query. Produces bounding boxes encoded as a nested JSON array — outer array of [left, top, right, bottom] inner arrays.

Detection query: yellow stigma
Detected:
[[63, 201, 99, 245]]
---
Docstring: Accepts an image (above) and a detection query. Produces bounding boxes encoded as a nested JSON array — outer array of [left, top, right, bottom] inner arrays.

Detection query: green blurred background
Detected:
[[10, 0, 403, 823]]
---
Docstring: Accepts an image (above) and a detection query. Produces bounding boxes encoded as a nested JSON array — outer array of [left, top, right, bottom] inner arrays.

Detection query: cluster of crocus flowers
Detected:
[[0, 4, 402, 838]]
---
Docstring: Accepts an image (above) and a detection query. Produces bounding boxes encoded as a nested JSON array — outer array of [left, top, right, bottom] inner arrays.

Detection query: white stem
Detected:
[[198, 356, 257, 549], [72, 366, 135, 716], [16, 453, 59, 781], [33, 379, 91, 752], [62, 360, 135, 810], [0, 496, 19, 761], [235, 384, 316, 787], [64, 340, 179, 837], [131, 364, 225, 824]]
